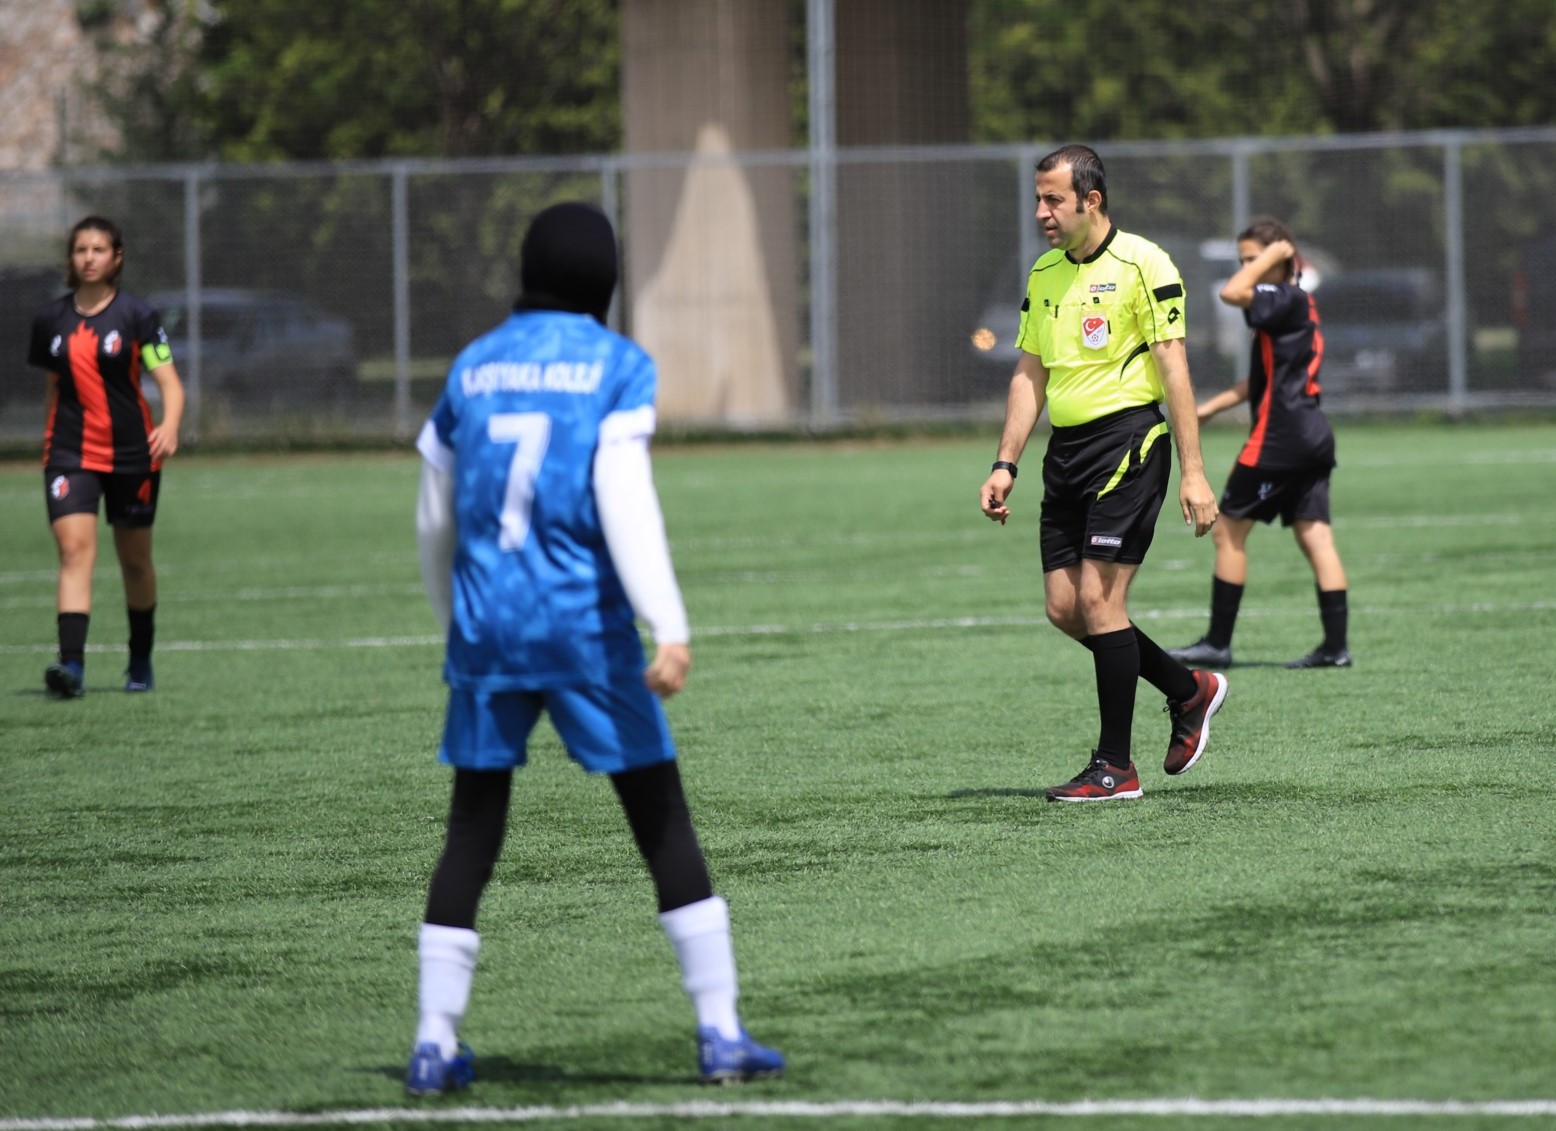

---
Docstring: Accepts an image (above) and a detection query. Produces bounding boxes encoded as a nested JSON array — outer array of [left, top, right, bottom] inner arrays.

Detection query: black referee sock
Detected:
[[58, 612, 89, 667], [1207, 577, 1244, 650], [1086, 628, 1139, 766], [1134, 625, 1198, 702], [127, 603, 156, 659], [1317, 587, 1348, 652]]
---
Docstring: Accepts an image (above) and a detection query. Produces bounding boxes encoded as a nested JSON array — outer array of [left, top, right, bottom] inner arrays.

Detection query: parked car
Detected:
[[1313, 268, 1449, 393], [147, 288, 358, 407]]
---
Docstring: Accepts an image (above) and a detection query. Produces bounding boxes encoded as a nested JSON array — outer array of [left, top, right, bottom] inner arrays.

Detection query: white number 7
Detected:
[[487, 412, 552, 551]]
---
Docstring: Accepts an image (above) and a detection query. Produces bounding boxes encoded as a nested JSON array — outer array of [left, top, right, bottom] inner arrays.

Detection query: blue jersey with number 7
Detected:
[[417, 310, 658, 691]]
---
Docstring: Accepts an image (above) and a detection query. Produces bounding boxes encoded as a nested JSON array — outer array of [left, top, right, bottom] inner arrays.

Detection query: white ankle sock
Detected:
[[416, 923, 480, 1059], [659, 895, 742, 1040]]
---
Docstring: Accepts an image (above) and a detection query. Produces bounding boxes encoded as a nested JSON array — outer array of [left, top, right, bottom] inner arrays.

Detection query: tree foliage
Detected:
[[100, 0, 620, 162], [970, 0, 1556, 143], [87, 0, 1556, 165]]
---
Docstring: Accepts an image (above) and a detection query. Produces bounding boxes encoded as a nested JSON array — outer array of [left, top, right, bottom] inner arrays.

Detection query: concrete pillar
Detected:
[[834, 0, 976, 408], [621, 0, 799, 424]]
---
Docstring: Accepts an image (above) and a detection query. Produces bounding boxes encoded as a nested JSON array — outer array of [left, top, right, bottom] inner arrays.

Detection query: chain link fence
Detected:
[[3, 125, 1555, 450]]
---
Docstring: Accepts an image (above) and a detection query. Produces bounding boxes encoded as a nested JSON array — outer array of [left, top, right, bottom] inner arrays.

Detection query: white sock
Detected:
[[416, 923, 480, 1059], [659, 895, 742, 1040]]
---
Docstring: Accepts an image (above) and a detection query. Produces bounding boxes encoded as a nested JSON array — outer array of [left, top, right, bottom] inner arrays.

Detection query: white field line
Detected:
[[2, 602, 1556, 657], [4, 1097, 1556, 1128]]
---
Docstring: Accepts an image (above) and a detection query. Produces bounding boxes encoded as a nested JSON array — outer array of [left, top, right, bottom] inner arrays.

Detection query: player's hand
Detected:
[[981, 471, 1014, 525], [645, 643, 691, 698], [1267, 238, 1296, 263], [1180, 472, 1219, 537], [148, 424, 179, 460]]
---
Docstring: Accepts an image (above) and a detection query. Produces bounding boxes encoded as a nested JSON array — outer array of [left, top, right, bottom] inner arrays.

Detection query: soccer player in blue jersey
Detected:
[[405, 202, 784, 1094]]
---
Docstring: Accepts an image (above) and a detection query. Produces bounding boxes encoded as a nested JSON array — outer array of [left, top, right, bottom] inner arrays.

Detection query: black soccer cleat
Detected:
[[45, 661, 85, 699], [1285, 646, 1353, 669], [1168, 636, 1232, 668]]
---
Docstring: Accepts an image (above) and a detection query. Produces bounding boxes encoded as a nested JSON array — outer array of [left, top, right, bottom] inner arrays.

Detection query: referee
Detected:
[[979, 145, 1227, 802]]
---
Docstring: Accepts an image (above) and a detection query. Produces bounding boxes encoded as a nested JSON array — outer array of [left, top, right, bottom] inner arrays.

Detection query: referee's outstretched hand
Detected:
[[646, 643, 692, 698]]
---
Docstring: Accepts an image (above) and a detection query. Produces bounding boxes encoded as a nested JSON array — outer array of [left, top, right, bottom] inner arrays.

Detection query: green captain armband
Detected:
[[142, 341, 174, 369]]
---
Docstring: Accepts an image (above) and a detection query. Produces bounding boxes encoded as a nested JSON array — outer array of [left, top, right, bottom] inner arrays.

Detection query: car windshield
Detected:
[[1320, 281, 1431, 323], [158, 305, 251, 339]]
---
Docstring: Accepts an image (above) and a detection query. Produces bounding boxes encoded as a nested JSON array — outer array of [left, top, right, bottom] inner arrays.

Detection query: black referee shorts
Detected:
[[1040, 404, 1171, 572]]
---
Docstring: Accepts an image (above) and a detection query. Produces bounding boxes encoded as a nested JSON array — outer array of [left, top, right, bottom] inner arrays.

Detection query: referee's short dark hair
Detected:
[[1037, 145, 1108, 214]]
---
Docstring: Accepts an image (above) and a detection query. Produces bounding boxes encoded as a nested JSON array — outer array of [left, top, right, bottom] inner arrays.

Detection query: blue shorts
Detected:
[[439, 677, 677, 775]]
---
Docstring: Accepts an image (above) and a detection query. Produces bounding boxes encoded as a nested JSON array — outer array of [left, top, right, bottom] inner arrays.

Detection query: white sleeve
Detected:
[[593, 407, 690, 645], [415, 430, 456, 633]]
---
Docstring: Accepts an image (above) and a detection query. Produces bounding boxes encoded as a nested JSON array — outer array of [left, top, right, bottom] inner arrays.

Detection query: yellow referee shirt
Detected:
[[1014, 227, 1187, 428]]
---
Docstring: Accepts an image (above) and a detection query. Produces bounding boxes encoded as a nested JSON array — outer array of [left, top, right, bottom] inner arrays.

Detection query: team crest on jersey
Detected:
[[50, 475, 69, 500], [1083, 316, 1109, 349], [103, 330, 122, 356], [50, 335, 62, 357]]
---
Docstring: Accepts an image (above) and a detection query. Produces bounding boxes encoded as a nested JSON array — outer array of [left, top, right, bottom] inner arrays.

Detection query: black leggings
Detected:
[[423, 760, 713, 929]]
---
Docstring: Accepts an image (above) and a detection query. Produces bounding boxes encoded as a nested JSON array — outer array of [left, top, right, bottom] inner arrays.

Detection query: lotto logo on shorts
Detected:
[[1090, 534, 1123, 548], [1083, 316, 1109, 349], [50, 476, 69, 500]]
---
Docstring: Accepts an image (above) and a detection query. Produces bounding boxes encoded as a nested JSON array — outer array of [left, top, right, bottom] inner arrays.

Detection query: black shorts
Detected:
[[44, 468, 161, 528], [1040, 404, 1171, 572], [1220, 463, 1331, 526]]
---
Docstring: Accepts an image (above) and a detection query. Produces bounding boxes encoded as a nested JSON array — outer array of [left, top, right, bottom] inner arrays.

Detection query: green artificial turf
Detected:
[[1, 421, 1553, 1129]]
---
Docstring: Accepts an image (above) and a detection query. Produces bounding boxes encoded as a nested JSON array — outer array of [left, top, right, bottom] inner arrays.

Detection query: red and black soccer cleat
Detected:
[[1164, 669, 1228, 775], [1045, 754, 1143, 802]]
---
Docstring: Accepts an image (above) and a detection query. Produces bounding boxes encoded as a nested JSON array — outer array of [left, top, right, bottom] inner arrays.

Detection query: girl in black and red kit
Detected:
[[1170, 218, 1353, 671], [28, 215, 185, 698]]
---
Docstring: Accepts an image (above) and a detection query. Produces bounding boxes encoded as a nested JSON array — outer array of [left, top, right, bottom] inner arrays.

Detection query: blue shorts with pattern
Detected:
[[439, 677, 677, 775]]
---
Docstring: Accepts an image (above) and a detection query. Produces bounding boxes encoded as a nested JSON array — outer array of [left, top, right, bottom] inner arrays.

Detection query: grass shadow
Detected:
[[358, 1055, 689, 1088], [946, 787, 1048, 800]]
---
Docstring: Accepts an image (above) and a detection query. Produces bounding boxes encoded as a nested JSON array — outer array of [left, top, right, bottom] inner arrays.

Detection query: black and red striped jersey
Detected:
[[28, 291, 172, 474], [1236, 281, 1335, 471]]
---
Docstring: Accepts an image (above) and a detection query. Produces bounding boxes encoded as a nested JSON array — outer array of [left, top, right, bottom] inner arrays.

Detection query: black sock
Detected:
[[58, 612, 89, 667], [1317, 587, 1348, 652], [1207, 577, 1244, 649], [1134, 625, 1198, 701], [127, 604, 156, 659], [1088, 628, 1138, 765]]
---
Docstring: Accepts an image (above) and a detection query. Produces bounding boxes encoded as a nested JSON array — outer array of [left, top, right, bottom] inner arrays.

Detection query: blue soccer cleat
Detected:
[[697, 1026, 785, 1084], [44, 661, 85, 700], [125, 655, 155, 693], [404, 1041, 475, 1097]]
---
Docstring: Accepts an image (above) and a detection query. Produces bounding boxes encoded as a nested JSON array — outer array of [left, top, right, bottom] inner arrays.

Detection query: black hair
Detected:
[[1237, 217, 1300, 283], [1036, 144, 1108, 213], [66, 215, 124, 289]]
